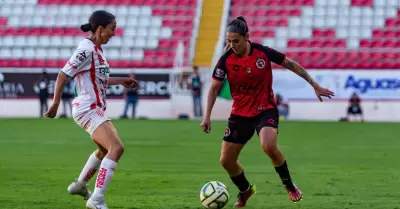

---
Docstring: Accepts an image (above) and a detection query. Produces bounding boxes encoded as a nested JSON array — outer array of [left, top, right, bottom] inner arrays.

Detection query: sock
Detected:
[[77, 151, 102, 183], [274, 161, 295, 191], [91, 158, 117, 201], [230, 171, 251, 192]]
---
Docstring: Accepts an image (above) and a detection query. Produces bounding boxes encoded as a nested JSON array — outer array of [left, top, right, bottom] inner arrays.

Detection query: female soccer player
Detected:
[[200, 16, 334, 208], [44, 10, 137, 209]]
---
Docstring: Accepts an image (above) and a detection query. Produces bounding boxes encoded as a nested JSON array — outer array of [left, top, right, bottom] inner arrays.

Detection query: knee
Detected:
[[111, 142, 124, 157], [96, 149, 108, 159], [261, 141, 278, 156], [220, 156, 235, 170]]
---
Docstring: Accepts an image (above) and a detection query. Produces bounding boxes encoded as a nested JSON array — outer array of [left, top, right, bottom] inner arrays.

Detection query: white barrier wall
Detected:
[[1, 98, 399, 122], [289, 100, 400, 122], [1, 68, 400, 121]]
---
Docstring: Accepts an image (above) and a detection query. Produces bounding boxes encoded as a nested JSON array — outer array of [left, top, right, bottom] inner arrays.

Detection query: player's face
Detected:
[[99, 20, 116, 45], [226, 32, 248, 55]]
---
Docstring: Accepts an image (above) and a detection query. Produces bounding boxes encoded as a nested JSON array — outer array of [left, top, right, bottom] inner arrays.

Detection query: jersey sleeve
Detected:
[[212, 57, 228, 81], [261, 45, 286, 65], [61, 45, 93, 77]]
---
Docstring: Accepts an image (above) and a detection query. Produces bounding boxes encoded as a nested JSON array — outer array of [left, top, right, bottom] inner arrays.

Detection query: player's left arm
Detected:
[[281, 58, 334, 101], [108, 77, 138, 88], [281, 57, 316, 87], [261, 45, 334, 101], [108, 77, 126, 85]]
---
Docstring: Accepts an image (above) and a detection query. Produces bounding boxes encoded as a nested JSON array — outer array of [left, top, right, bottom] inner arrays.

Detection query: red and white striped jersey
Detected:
[[62, 38, 110, 109]]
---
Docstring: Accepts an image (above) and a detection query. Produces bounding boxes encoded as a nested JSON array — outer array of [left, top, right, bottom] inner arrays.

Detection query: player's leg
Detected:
[[40, 98, 45, 117], [346, 106, 352, 121], [198, 95, 203, 117], [62, 99, 68, 117], [44, 98, 49, 113], [86, 120, 124, 209], [256, 110, 302, 203], [221, 116, 257, 207], [67, 99, 72, 117], [67, 145, 106, 200], [357, 106, 364, 122], [220, 141, 246, 188], [131, 97, 138, 119], [121, 98, 130, 118], [68, 108, 110, 200], [192, 95, 198, 117]]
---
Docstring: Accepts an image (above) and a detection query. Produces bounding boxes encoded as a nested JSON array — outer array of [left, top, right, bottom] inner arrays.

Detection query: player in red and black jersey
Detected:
[[200, 16, 334, 207]]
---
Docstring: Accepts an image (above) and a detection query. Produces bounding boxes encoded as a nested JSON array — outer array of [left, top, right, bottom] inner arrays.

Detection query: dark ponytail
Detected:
[[80, 10, 115, 33], [80, 23, 92, 32], [236, 16, 247, 24], [226, 16, 249, 36]]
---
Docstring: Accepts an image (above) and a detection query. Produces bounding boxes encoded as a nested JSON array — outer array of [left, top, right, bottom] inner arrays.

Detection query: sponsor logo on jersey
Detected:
[[76, 51, 86, 61], [99, 67, 110, 75]]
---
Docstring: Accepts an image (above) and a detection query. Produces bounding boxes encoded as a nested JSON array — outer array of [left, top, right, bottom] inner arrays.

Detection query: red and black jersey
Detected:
[[212, 42, 286, 117], [349, 97, 361, 105]]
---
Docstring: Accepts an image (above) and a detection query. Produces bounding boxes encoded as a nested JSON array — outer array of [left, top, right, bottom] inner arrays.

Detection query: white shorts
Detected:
[[72, 101, 110, 136]]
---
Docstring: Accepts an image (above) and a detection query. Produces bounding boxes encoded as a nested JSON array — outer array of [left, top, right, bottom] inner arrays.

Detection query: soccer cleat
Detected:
[[285, 183, 303, 203], [233, 185, 256, 208], [86, 198, 109, 209], [67, 179, 91, 200]]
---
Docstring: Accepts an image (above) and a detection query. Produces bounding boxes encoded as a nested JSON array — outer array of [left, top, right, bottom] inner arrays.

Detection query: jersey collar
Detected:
[[86, 38, 103, 52]]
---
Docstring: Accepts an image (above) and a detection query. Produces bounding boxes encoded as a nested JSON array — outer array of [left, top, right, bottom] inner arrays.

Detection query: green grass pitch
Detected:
[[0, 119, 400, 209]]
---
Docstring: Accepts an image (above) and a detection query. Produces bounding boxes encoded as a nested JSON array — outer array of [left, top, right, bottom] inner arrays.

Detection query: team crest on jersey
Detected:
[[76, 52, 86, 61], [224, 127, 231, 137], [215, 68, 225, 78], [246, 67, 252, 73], [256, 57, 266, 69]]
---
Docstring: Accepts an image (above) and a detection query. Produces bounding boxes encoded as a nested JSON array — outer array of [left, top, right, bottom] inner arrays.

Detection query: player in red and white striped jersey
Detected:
[[45, 10, 137, 209]]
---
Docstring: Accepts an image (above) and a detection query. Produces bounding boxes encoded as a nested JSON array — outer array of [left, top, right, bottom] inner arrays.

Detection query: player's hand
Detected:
[[44, 103, 59, 118], [313, 84, 335, 102], [122, 78, 138, 88], [200, 118, 211, 133]]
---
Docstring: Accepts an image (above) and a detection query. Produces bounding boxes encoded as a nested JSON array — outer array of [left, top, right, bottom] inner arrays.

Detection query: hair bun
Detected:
[[237, 16, 247, 23], [80, 23, 92, 32]]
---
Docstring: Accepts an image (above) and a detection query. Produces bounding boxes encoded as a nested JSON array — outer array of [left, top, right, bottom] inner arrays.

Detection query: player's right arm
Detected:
[[201, 59, 227, 133], [45, 44, 93, 118]]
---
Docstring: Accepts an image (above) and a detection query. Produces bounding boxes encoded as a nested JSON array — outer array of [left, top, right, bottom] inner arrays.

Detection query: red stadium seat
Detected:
[[9, 0, 197, 68], [226, 0, 400, 69], [2, 0, 400, 69]]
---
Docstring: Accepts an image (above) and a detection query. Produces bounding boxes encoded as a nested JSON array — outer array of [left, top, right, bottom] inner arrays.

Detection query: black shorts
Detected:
[[348, 105, 362, 115], [223, 109, 279, 144]]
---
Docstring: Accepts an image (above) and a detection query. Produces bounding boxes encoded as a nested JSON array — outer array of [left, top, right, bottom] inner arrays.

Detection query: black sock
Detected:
[[274, 161, 295, 191], [230, 171, 251, 192]]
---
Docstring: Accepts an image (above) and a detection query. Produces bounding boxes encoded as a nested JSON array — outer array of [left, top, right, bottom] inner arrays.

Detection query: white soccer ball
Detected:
[[200, 181, 229, 209]]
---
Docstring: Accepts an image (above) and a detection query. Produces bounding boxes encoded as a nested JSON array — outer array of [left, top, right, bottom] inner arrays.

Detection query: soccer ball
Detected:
[[200, 181, 229, 209]]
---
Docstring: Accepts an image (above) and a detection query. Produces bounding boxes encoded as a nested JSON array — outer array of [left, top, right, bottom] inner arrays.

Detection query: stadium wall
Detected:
[[1, 97, 399, 122], [0, 68, 399, 122]]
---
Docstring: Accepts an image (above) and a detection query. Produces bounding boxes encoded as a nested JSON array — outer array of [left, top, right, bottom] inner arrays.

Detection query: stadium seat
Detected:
[[0, 1, 196, 68], [2, 1, 400, 69], [229, 0, 400, 69]]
